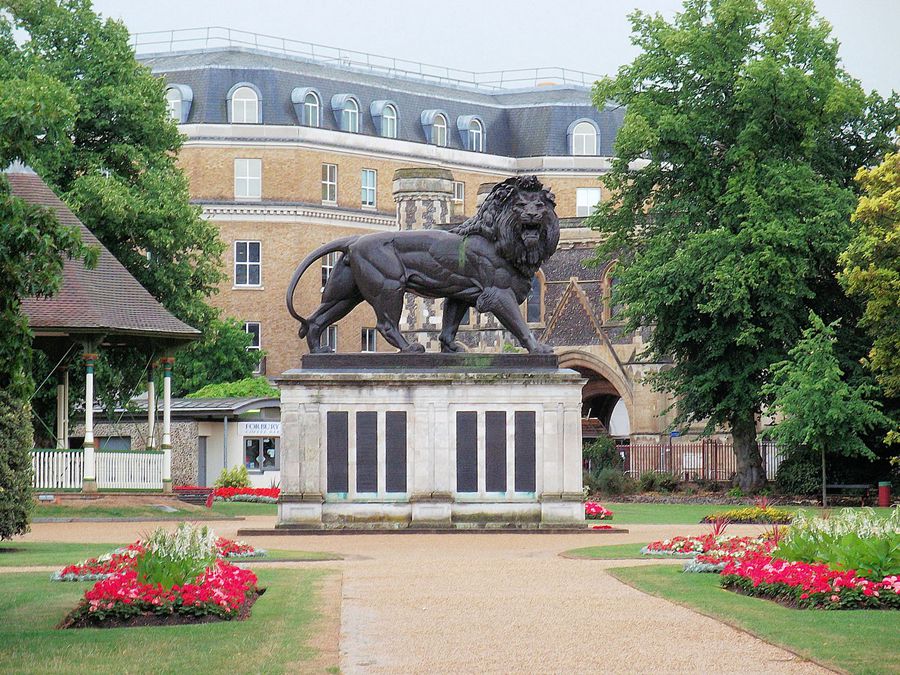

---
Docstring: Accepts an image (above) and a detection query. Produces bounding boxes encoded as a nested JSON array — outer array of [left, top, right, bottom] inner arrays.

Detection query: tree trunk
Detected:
[[731, 413, 766, 492]]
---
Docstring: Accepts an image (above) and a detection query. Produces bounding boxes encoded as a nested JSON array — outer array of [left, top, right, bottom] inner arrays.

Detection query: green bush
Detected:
[[214, 465, 250, 489], [135, 523, 217, 587], [639, 471, 679, 493], [187, 376, 278, 399], [775, 454, 822, 496], [589, 468, 629, 496], [583, 436, 624, 472], [0, 390, 33, 540]]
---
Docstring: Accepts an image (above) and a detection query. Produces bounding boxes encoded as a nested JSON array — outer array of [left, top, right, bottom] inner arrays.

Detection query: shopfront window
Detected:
[[244, 437, 278, 471]]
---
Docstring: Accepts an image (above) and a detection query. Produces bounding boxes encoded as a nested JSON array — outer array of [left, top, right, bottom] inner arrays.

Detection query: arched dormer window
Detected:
[[603, 262, 624, 322], [228, 83, 261, 124], [370, 100, 399, 138], [291, 87, 321, 127], [331, 94, 360, 132], [164, 84, 193, 124], [421, 110, 449, 146], [457, 115, 485, 152], [567, 118, 599, 156]]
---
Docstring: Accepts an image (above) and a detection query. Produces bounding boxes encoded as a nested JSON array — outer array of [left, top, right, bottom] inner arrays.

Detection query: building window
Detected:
[[302, 92, 320, 127], [322, 251, 339, 289], [342, 98, 359, 133], [244, 321, 262, 373], [468, 119, 484, 152], [568, 118, 599, 156], [382, 104, 397, 138], [230, 85, 259, 124], [576, 187, 602, 217], [165, 88, 182, 122], [361, 169, 377, 208], [234, 241, 261, 287], [322, 163, 337, 203], [452, 181, 465, 205], [361, 328, 377, 352], [526, 276, 542, 323], [433, 114, 447, 146], [321, 325, 337, 352], [244, 437, 278, 471], [234, 159, 262, 200]]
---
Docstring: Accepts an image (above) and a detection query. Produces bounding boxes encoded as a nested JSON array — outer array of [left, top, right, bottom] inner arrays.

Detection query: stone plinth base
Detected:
[[276, 354, 585, 529]]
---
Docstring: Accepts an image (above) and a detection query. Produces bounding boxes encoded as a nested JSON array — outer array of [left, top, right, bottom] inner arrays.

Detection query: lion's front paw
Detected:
[[440, 340, 464, 353], [402, 343, 427, 353], [528, 342, 555, 355]]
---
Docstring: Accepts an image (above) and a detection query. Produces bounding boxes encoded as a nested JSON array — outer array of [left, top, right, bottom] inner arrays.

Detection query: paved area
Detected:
[[19, 519, 827, 674]]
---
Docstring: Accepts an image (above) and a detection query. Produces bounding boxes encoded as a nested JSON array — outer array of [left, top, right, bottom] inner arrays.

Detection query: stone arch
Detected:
[[558, 348, 633, 437]]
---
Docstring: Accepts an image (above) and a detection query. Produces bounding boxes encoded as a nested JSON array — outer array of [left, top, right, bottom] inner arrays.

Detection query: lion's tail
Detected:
[[286, 237, 358, 337]]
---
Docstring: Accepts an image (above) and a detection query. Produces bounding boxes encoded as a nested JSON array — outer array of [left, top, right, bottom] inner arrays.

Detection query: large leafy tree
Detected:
[[763, 313, 889, 506], [589, 0, 900, 490], [1, 0, 257, 408], [0, 22, 95, 537], [841, 150, 900, 405]]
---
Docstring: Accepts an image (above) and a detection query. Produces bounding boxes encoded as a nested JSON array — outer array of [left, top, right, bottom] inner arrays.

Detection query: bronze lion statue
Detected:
[[285, 175, 560, 354]]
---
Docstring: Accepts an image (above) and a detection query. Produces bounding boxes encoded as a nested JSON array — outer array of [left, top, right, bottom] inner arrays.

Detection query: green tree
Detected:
[[1, 0, 257, 406], [187, 375, 279, 400], [589, 0, 900, 490], [840, 150, 900, 403], [763, 313, 889, 505], [0, 27, 95, 536]]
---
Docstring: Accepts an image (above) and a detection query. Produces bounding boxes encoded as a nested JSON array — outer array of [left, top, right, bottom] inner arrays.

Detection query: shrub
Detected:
[[583, 436, 623, 472], [639, 471, 679, 493], [187, 376, 278, 399], [775, 454, 822, 496], [593, 468, 628, 496], [214, 465, 250, 489], [0, 390, 33, 540]]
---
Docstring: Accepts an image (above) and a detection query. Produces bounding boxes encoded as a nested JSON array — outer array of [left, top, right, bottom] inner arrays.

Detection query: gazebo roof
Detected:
[[7, 164, 200, 348]]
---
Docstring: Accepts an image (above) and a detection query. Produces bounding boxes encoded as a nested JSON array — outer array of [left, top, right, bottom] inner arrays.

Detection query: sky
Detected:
[[89, 0, 900, 95]]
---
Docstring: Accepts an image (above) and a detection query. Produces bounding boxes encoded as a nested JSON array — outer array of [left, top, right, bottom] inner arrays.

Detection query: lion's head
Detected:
[[449, 175, 559, 275]]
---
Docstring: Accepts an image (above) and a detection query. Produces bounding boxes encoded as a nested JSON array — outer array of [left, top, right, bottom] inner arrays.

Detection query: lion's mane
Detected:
[[448, 176, 560, 276]]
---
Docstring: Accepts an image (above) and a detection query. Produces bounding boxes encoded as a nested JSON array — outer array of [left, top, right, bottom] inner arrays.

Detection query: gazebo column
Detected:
[[146, 362, 157, 449], [161, 356, 174, 492], [82, 353, 98, 493], [55, 366, 68, 449]]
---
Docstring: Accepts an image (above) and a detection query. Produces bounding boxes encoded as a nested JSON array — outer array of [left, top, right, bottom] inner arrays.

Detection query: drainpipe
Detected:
[[223, 416, 229, 473]]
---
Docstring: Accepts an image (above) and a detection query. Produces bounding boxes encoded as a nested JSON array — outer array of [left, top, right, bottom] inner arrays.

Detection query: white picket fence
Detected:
[[31, 449, 164, 490], [31, 450, 84, 490]]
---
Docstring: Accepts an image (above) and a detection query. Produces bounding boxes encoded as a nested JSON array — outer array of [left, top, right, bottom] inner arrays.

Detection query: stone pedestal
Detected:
[[276, 354, 585, 529]]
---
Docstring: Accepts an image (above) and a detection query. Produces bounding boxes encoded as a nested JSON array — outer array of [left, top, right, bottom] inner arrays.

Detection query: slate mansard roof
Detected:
[[8, 165, 201, 346], [140, 48, 624, 158]]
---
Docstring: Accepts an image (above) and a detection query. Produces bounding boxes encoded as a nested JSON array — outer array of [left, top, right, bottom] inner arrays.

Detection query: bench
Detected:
[[825, 483, 871, 506]]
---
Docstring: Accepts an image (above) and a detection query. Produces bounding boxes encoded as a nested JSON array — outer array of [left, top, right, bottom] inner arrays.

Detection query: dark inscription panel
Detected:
[[456, 411, 478, 493], [385, 411, 407, 493], [514, 411, 536, 492], [485, 411, 507, 492], [355, 411, 378, 492], [326, 411, 349, 493]]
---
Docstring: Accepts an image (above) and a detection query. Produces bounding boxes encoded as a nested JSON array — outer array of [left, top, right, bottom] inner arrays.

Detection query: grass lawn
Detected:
[[563, 542, 648, 559], [0, 541, 341, 567], [602, 502, 895, 525], [0, 568, 336, 674], [609, 564, 900, 675], [210, 501, 277, 517], [30, 500, 277, 521]]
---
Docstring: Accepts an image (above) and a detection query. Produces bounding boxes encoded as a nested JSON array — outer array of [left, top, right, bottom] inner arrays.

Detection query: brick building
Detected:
[[137, 30, 675, 443]]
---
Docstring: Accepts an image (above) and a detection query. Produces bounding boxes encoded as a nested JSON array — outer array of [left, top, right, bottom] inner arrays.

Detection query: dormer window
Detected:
[[457, 115, 485, 152], [568, 118, 599, 156], [164, 84, 193, 124], [371, 100, 399, 139], [331, 94, 360, 133], [434, 114, 447, 146], [291, 88, 321, 127], [228, 83, 261, 124]]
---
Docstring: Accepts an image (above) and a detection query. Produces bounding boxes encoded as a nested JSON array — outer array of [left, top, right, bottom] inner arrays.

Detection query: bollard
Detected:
[[878, 481, 892, 508]]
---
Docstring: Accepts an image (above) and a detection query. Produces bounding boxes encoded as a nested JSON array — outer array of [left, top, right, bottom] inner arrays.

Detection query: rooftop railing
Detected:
[[131, 26, 602, 92]]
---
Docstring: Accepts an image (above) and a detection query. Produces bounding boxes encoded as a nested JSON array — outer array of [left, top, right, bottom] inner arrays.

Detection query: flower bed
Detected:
[[700, 506, 793, 524], [59, 559, 261, 628], [642, 534, 772, 563], [53, 537, 266, 581], [721, 551, 900, 609], [584, 501, 613, 520], [213, 487, 281, 504]]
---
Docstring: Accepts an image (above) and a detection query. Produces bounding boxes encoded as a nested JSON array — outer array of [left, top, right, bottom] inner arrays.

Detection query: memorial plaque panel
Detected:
[[515, 411, 536, 492], [356, 411, 377, 492], [385, 411, 407, 493], [456, 411, 478, 493], [485, 411, 507, 492], [326, 411, 348, 493]]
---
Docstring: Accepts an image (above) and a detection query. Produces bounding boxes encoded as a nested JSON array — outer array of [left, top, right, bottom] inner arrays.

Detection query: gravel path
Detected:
[[16, 518, 827, 674]]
